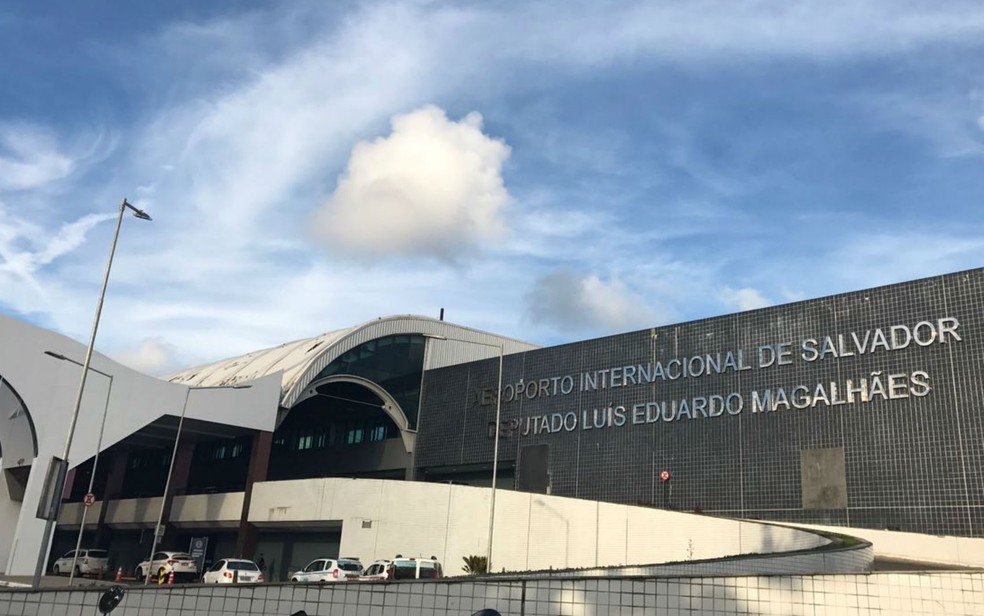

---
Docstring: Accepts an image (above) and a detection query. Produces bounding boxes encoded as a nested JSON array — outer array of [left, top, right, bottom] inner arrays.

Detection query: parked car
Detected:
[[202, 558, 264, 584], [51, 549, 109, 577], [290, 558, 363, 583], [362, 556, 442, 581], [135, 551, 199, 583]]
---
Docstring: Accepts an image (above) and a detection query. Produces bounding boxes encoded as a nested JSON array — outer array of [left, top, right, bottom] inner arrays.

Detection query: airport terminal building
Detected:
[[2, 268, 983, 580]]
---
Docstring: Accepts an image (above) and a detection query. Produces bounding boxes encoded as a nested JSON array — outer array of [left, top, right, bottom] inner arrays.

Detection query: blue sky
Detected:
[[1, 0, 983, 374]]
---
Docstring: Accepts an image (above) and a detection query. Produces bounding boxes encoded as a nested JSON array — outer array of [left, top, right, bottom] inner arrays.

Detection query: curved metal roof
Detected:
[[167, 315, 539, 409]]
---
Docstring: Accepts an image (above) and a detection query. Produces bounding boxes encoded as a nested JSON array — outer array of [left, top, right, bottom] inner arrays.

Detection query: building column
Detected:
[[93, 450, 128, 548], [158, 442, 195, 550], [235, 431, 272, 558]]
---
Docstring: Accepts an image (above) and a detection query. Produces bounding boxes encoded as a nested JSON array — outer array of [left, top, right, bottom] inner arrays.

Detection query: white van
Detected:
[[52, 549, 109, 577], [362, 556, 443, 581]]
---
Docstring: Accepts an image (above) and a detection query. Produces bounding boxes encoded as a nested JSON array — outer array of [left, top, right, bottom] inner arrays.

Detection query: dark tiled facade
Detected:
[[415, 268, 984, 537]]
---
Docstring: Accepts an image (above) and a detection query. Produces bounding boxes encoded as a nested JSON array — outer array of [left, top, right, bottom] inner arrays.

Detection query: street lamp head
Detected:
[[43, 351, 68, 361], [122, 199, 153, 221]]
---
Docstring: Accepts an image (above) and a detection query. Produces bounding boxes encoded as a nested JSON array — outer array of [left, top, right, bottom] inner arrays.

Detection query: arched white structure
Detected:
[[294, 375, 417, 453], [0, 313, 283, 576], [168, 314, 538, 412], [0, 378, 38, 469]]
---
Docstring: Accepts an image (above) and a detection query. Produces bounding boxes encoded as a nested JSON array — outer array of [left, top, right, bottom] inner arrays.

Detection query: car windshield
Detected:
[[87, 550, 108, 558], [337, 560, 362, 572], [392, 561, 418, 579], [228, 561, 259, 571]]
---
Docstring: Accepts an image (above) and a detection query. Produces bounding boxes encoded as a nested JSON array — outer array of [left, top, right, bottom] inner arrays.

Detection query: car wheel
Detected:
[[135, 567, 143, 580], [53, 565, 60, 575], [291, 577, 299, 583], [74, 566, 81, 577], [158, 567, 167, 580]]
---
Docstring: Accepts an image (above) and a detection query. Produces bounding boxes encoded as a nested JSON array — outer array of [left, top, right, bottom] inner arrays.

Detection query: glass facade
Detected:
[[312, 334, 426, 429], [268, 381, 405, 481], [187, 435, 253, 494]]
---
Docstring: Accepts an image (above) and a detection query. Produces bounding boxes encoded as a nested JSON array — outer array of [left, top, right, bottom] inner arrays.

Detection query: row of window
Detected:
[[274, 419, 394, 451], [129, 451, 169, 470], [208, 442, 244, 460]]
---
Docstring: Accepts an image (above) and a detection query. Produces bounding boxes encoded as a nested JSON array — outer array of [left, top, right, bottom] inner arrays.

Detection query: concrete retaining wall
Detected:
[[1, 569, 981, 616]]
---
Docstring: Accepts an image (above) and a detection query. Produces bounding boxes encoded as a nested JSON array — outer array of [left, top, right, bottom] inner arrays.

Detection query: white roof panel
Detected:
[[167, 315, 539, 408]]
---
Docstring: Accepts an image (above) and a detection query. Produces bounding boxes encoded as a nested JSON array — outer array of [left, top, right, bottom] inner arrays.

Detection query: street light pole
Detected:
[[43, 352, 115, 586], [32, 199, 151, 589], [423, 334, 504, 573], [143, 384, 251, 585]]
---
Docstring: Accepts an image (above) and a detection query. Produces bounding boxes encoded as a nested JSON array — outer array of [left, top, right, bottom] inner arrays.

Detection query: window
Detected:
[[346, 421, 364, 444], [297, 434, 313, 450], [392, 561, 418, 580], [367, 423, 387, 442], [210, 561, 225, 572], [228, 561, 259, 571], [312, 334, 426, 429]]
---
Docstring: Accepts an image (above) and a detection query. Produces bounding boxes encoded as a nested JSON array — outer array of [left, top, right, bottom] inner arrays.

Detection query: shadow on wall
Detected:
[[760, 522, 775, 555], [541, 574, 811, 615], [532, 499, 570, 570]]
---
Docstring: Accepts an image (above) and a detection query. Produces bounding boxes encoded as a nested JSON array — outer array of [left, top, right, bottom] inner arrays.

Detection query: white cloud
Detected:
[[3, 0, 984, 367], [112, 337, 181, 376], [720, 287, 773, 311], [0, 209, 114, 299], [311, 105, 511, 261], [504, 1, 984, 64], [0, 123, 75, 192], [525, 268, 661, 334]]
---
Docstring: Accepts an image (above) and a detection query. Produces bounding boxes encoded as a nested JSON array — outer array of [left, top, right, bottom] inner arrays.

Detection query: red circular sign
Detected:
[[83, 493, 96, 507], [660, 470, 671, 482]]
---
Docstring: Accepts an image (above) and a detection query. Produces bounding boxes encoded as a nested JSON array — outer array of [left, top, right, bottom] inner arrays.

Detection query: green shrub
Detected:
[[462, 555, 488, 574]]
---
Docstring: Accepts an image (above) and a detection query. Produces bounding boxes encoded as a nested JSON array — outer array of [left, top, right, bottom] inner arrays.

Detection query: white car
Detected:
[[362, 556, 442, 581], [135, 551, 199, 583], [291, 558, 363, 583], [202, 558, 263, 584], [51, 549, 109, 577]]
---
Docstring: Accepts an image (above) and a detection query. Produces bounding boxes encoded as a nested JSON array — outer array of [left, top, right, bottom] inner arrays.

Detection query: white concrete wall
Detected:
[[171, 493, 245, 529], [775, 521, 984, 567], [248, 478, 829, 575], [55, 501, 104, 529], [0, 468, 21, 574], [5, 570, 982, 616], [0, 313, 282, 575], [59, 493, 245, 530]]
